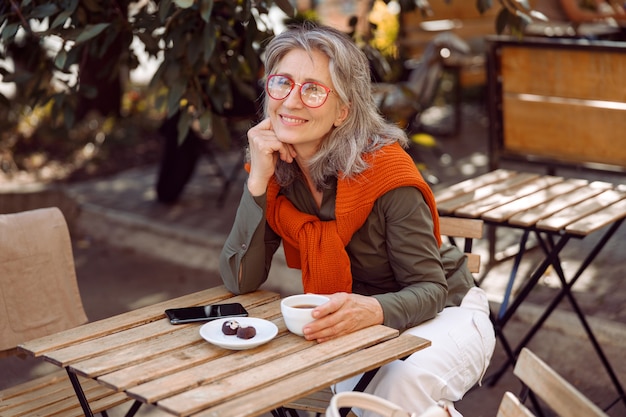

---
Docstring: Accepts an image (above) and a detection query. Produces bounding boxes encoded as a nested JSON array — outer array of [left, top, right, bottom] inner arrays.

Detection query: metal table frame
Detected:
[[483, 218, 625, 410]]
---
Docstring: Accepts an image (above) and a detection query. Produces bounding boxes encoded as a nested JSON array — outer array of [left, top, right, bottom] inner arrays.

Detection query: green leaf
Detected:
[[1, 23, 20, 42], [75, 23, 110, 44], [174, 0, 194, 9], [200, 0, 214, 22], [65, 46, 81, 68], [164, 60, 181, 85], [96, 23, 123, 58], [176, 110, 191, 145], [50, 9, 73, 29], [150, 61, 166, 89], [218, 17, 238, 39], [202, 21, 216, 62], [51, 93, 64, 121], [67, 0, 80, 12], [54, 49, 68, 70], [187, 30, 204, 65], [29, 4, 59, 19], [167, 80, 187, 117], [159, 0, 173, 23], [2, 70, 34, 84], [495, 8, 509, 34], [63, 103, 75, 130], [198, 109, 212, 134]]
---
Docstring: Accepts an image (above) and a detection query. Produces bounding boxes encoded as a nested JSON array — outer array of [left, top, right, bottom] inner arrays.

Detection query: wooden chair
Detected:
[[320, 348, 608, 417], [508, 348, 609, 417], [438, 216, 483, 274], [496, 392, 536, 417], [280, 217, 484, 416], [0, 207, 132, 417]]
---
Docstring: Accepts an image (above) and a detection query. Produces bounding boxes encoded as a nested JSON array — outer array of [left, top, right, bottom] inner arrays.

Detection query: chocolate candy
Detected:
[[236, 326, 256, 339], [221, 320, 240, 335]]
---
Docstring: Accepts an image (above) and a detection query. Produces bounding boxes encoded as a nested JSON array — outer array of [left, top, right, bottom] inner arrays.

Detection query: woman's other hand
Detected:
[[246, 117, 297, 196], [302, 292, 384, 343]]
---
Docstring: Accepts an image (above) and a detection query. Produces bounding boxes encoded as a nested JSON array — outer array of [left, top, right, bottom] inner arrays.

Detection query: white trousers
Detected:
[[334, 287, 496, 417]]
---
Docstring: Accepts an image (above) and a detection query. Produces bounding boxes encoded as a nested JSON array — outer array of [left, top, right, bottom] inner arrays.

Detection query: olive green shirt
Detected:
[[220, 177, 475, 331]]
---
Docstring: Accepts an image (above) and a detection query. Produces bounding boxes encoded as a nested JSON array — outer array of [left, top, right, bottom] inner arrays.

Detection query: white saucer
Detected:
[[199, 317, 278, 350]]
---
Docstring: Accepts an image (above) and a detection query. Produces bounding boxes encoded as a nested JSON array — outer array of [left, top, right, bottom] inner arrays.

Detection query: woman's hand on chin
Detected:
[[246, 117, 297, 195]]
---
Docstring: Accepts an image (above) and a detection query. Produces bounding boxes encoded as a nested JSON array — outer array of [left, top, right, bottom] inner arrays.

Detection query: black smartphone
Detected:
[[165, 303, 248, 324]]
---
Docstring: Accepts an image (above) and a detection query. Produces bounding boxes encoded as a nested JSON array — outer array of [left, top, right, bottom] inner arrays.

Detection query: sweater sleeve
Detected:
[[366, 187, 448, 330], [219, 183, 281, 294]]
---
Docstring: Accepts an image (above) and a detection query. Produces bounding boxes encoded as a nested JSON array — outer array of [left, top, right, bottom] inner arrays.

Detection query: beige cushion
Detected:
[[0, 207, 87, 352]]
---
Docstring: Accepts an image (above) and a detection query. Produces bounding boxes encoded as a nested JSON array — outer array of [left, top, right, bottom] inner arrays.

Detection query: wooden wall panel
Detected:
[[502, 96, 626, 167], [500, 47, 626, 102]]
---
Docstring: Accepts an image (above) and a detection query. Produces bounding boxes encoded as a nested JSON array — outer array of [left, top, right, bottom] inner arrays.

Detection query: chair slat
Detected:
[[496, 392, 536, 417], [439, 217, 484, 239], [0, 370, 130, 417], [514, 348, 608, 417]]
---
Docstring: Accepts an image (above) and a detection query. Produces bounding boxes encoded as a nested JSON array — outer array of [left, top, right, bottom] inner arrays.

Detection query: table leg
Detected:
[[66, 368, 95, 417], [123, 401, 143, 417], [486, 232, 571, 385], [497, 229, 531, 320], [487, 219, 626, 408], [65, 367, 144, 417], [544, 221, 626, 408], [271, 407, 301, 417]]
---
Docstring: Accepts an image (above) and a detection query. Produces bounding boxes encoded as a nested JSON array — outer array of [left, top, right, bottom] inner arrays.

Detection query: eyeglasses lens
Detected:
[[267, 76, 292, 100], [300, 83, 326, 107], [267, 76, 329, 108]]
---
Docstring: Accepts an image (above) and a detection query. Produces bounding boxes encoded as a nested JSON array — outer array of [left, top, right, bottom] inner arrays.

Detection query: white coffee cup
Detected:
[[280, 294, 329, 336]]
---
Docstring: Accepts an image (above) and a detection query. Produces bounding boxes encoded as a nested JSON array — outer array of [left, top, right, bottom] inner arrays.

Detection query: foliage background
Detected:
[[0, 0, 530, 184]]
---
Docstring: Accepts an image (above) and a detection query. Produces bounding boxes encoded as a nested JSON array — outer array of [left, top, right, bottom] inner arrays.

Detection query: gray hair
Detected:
[[262, 22, 409, 189]]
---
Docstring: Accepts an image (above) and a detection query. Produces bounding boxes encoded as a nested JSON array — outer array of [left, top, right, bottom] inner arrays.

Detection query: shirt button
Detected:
[[241, 243, 247, 250]]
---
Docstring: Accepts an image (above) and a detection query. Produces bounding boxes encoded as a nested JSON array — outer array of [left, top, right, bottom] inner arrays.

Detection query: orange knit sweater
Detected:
[[265, 142, 441, 294]]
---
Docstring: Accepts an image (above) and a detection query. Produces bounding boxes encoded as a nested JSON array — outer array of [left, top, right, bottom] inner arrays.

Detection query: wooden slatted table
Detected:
[[434, 168, 626, 405], [18, 286, 430, 417]]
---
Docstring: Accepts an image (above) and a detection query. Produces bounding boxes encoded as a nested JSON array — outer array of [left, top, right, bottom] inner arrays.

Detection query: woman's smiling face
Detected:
[[267, 48, 349, 153]]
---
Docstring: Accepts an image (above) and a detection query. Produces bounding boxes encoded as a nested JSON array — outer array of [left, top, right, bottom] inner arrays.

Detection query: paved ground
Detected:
[[2, 102, 625, 417]]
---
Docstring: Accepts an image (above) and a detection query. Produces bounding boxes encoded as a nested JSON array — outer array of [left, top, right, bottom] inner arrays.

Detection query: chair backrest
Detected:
[[496, 391, 536, 417], [439, 216, 483, 274], [0, 207, 88, 355], [513, 348, 609, 417]]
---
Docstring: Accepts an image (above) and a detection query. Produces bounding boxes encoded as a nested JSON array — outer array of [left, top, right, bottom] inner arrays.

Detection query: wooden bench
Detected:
[[281, 217, 484, 415], [0, 369, 130, 417], [486, 35, 626, 176]]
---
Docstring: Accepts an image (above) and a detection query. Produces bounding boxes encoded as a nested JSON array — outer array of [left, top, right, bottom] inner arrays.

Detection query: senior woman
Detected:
[[219, 22, 495, 417]]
